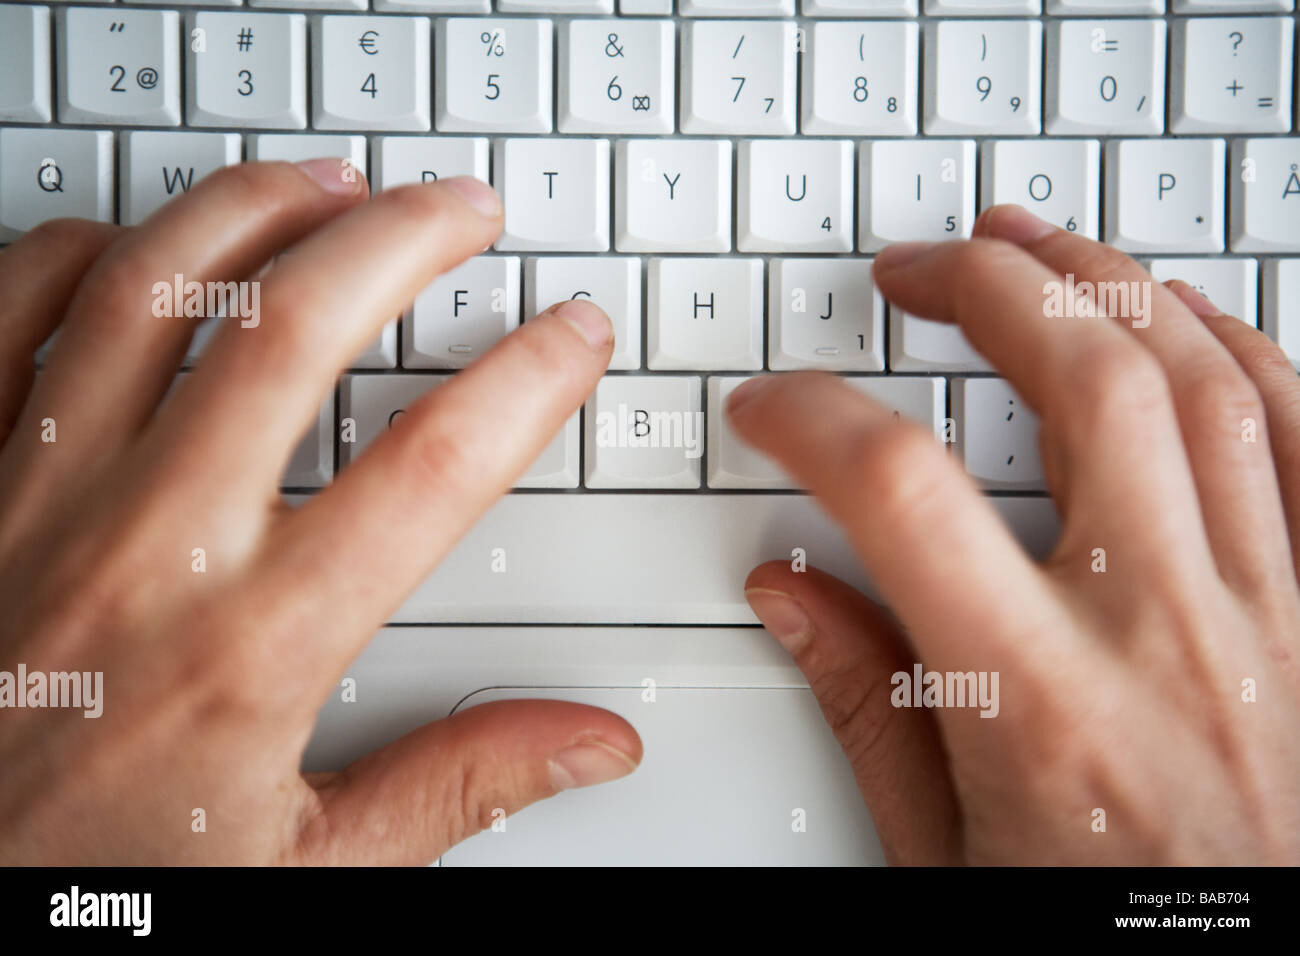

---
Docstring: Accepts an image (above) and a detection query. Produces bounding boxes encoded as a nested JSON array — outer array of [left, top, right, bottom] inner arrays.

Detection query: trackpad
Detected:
[[442, 686, 885, 866]]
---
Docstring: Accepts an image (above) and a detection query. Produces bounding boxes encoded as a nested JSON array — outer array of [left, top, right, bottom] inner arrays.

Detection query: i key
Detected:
[[859, 139, 976, 251]]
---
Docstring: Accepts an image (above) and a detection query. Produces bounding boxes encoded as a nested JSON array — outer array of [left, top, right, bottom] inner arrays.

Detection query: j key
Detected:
[[681, 19, 797, 135], [1263, 259, 1300, 368], [437, 18, 553, 133], [924, 19, 1042, 135], [58, 7, 181, 126], [403, 256, 521, 368], [0, 5, 52, 123], [615, 139, 732, 252], [738, 139, 854, 252], [801, 20, 919, 136], [980, 139, 1101, 238], [1230, 138, 1300, 252], [493, 138, 611, 252], [341, 375, 580, 488], [372, 136, 490, 190], [1104, 138, 1226, 253], [188, 11, 307, 129], [953, 377, 1044, 491], [1146, 258, 1259, 326], [583, 376, 703, 489], [525, 256, 643, 369], [313, 16, 430, 131], [647, 258, 764, 371], [1171, 17, 1293, 133], [858, 139, 976, 251], [767, 258, 885, 371], [121, 131, 240, 225], [0, 128, 115, 241], [890, 310, 992, 372], [706, 375, 943, 489], [1046, 18, 1165, 135], [559, 18, 675, 134]]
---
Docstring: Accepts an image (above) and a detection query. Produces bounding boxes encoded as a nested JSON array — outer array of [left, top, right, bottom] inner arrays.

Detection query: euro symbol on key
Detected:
[[37, 158, 63, 193], [358, 30, 379, 55]]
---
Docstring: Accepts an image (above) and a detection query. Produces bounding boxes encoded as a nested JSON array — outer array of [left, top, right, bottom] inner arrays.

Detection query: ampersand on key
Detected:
[[605, 33, 624, 57]]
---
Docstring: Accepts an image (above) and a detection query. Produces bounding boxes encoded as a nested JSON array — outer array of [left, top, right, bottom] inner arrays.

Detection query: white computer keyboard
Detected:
[[2, 0, 1299, 624]]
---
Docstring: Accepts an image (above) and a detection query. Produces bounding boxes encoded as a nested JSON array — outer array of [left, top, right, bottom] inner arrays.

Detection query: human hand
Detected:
[[731, 205, 1300, 865], [0, 161, 640, 865]]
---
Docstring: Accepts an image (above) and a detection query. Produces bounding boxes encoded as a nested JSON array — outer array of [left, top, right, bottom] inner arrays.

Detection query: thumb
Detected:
[[745, 561, 962, 864], [302, 699, 642, 864]]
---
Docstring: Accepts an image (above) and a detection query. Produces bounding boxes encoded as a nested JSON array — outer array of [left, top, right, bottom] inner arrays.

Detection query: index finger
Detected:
[[725, 371, 1063, 676], [253, 298, 613, 685]]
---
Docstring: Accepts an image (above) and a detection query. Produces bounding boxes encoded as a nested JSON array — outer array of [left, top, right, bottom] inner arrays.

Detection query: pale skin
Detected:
[[0, 162, 1295, 864]]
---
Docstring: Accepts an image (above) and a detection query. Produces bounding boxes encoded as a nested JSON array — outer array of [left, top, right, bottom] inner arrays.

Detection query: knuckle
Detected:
[[399, 420, 479, 501], [811, 662, 898, 768], [1065, 341, 1171, 437], [204, 160, 306, 212], [1179, 366, 1264, 434]]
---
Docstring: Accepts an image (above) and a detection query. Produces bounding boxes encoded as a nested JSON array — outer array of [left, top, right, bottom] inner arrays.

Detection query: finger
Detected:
[[745, 562, 961, 864], [1168, 279, 1300, 583], [726, 371, 1063, 676], [0, 219, 119, 443], [976, 204, 1292, 598], [871, 233, 1209, 580], [142, 176, 504, 510], [301, 700, 640, 864], [23, 161, 365, 463], [255, 300, 612, 682]]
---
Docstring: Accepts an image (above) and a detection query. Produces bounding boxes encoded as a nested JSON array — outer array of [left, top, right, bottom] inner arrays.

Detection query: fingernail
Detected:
[[745, 588, 813, 655], [1165, 279, 1223, 319], [554, 298, 613, 349], [442, 176, 502, 218], [294, 158, 363, 196], [872, 241, 935, 274], [548, 741, 638, 791], [979, 204, 1057, 246], [726, 375, 777, 416]]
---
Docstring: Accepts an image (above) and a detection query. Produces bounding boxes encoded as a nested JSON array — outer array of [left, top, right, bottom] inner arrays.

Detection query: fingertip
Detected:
[[974, 204, 1056, 246], [552, 297, 614, 350], [872, 241, 936, 278], [441, 175, 503, 219]]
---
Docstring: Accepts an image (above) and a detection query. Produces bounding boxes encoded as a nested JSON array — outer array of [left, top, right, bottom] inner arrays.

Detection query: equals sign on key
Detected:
[[1258, 96, 1274, 109]]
